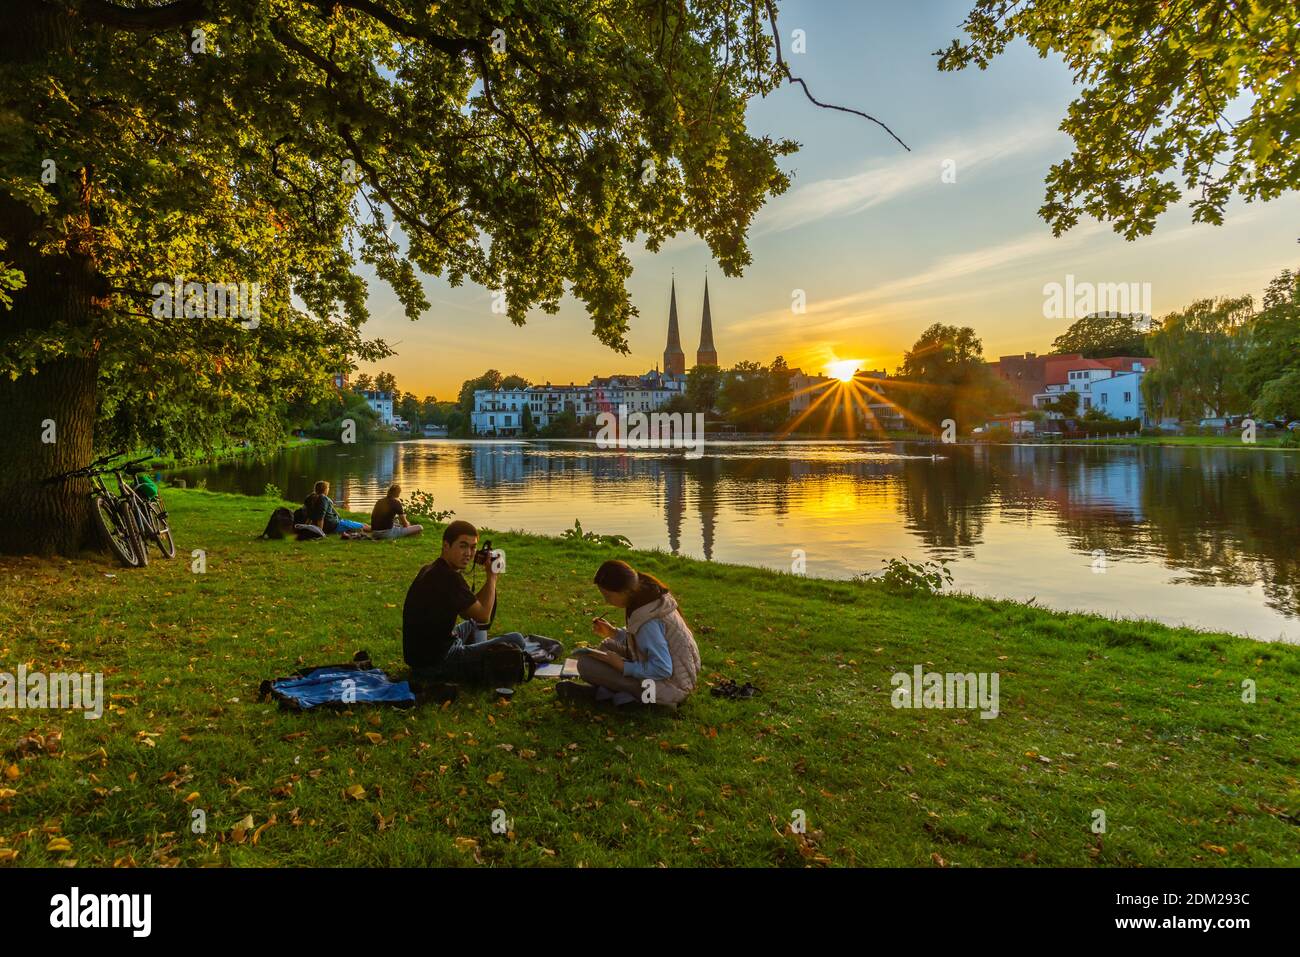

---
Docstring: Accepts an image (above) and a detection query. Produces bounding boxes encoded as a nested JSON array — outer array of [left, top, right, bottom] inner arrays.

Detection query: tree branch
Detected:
[[78, 0, 208, 30], [762, 0, 909, 151], [303, 0, 479, 56]]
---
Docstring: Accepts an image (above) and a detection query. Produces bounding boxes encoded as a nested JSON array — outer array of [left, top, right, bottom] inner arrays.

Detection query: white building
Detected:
[[470, 371, 685, 436], [364, 390, 394, 425]]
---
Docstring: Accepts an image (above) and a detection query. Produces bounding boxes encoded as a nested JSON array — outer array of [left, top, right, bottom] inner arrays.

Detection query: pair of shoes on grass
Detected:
[[556, 680, 598, 705]]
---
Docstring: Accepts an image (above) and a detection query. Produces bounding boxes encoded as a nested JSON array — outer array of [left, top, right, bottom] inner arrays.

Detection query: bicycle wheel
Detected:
[[148, 500, 176, 558], [91, 494, 141, 568], [124, 501, 149, 567]]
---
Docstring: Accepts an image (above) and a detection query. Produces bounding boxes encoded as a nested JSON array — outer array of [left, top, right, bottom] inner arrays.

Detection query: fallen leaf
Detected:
[[47, 837, 73, 853], [364, 732, 383, 745], [3, 765, 17, 781], [343, 784, 366, 801], [486, 772, 505, 786], [251, 816, 276, 845], [231, 814, 255, 844]]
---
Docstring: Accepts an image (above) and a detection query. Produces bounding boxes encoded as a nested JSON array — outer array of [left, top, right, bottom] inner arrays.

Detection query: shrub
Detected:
[[560, 518, 632, 548], [263, 482, 283, 499], [856, 557, 953, 595], [406, 489, 454, 523]]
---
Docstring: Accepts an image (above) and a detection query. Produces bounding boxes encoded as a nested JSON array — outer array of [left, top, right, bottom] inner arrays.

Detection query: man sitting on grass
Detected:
[[402, 520, 528, 685], [369, 484, 423, 540], [304, 480, 369, 535]]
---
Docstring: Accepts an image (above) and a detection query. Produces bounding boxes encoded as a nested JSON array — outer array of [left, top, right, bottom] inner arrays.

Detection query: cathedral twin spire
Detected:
[[663, 277, 717, 376]]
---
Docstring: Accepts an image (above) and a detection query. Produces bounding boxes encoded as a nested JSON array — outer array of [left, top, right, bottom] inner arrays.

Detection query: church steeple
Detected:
[[664, 277, 685, 376], [696, 276, 717, 367]]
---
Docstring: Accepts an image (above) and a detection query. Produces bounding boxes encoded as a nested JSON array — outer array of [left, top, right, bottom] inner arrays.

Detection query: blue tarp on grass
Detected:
[[269, 666, 415, 709]]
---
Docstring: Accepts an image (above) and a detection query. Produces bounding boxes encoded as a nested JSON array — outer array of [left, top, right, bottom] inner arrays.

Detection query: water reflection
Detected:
[[175, 439, 1300, 641]]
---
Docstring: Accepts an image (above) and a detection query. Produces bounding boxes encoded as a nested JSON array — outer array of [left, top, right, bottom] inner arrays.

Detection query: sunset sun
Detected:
[[826, 359, 862, 382]]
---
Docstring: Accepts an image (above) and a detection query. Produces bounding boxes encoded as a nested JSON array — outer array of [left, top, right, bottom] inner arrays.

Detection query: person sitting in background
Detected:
[[303, 480, 368, 535], [557, 559, 700, 709], [369, 484, 423, 540]]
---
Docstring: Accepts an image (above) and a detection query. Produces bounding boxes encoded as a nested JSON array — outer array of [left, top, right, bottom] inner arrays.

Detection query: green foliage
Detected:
[[718, 359, 788, 431], [1051, 313, 1155, 358], [939, 1, 1300, 238], [857, 557, 954, 596], [302, 391, 380, 442], [894, 324, 1012, 430], [560, 518, 632, 548], [1143, 296, 1254, 420], [1043, 391, 1080, 418], [685, 365, 724, 413], [263, 483, 283, 500], [1244, 269, 1300, 421], [406, 489, 455, 523]]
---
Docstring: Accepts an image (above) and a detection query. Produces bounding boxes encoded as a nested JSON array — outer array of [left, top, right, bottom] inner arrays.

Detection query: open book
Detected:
[[534, 658, 582, 679]]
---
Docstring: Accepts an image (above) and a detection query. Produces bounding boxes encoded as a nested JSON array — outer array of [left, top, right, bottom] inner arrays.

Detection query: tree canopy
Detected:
[[1051, 312, 1155, 358], [940, 0, 1300, 238], [7, 0, 910, 554]]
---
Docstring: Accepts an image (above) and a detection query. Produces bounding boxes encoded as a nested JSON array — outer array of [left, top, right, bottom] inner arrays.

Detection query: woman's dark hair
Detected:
[[594, 560, 670, 617]]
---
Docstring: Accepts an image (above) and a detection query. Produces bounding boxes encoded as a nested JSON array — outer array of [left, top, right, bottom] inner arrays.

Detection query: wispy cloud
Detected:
[[752, 119, 1066, 236], [728, 221, 1105, 338]]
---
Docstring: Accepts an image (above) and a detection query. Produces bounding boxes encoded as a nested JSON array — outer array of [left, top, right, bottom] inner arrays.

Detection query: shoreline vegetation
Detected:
[[145, 435, 333, 472], [0, 489, 1296, 867]]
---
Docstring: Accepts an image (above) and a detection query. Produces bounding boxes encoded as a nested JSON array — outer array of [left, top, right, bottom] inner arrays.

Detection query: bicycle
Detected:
[[44, 452, 171, 567], [124, 461, 176, 560]]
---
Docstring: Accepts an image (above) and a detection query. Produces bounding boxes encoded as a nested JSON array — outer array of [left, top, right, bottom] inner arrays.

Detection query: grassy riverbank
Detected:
[[1064, 435, 1298, 450], [1, 489, 1297, 867], [142, 435, 332, 471]]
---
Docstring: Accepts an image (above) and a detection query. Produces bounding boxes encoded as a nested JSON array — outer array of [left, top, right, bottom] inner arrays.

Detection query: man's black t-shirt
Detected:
[[402, 557, 478, 668]]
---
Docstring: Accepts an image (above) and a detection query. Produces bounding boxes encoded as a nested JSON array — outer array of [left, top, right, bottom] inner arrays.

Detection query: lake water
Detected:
[[173, 439, 1300, 642]]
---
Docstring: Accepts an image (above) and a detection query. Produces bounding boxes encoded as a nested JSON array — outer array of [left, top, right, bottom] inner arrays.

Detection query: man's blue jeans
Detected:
[[413, 621, 528, 684]]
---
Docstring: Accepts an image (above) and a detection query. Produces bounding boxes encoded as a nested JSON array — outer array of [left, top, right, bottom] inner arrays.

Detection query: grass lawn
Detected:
[[1, 489, 1297, 867]]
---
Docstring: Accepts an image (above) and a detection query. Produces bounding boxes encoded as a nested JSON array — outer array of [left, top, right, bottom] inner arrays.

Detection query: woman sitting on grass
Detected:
[[557, 560, 700, 709]]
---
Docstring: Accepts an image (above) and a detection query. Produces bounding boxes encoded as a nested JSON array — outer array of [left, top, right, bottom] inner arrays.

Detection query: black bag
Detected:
[[260, 507, 295, 539], [476, 642, 536, 686]]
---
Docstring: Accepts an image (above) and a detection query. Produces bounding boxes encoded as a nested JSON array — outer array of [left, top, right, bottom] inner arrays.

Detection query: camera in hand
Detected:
[[474, 539, 494, 566]]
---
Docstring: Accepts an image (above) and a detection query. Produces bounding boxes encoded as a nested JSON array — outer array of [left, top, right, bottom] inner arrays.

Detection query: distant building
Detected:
[[364, 390, 394, 425], [1032, 356, 1170, 426], [663, 279, 685, 377], [696, 277, 718, 367], [988, 353, 1048, 407], [422, 423, 448, 438], [470, 370, 686, 436]]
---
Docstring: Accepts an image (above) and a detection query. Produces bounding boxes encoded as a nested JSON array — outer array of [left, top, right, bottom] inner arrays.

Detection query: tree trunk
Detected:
[[0, 355, 98, 556], [0, 198, 102, 557], [0, 5, 106, 556]]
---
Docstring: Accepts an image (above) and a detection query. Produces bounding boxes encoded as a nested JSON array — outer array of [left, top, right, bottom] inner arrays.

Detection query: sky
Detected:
[[353, 0, 1300, 400]]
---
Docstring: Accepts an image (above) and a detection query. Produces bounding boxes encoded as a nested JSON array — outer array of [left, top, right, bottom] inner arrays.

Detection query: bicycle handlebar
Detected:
[[43, 451, 149, 485]]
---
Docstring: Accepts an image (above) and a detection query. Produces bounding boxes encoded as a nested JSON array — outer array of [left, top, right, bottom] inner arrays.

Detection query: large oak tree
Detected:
[[2, 0, 905, 556]]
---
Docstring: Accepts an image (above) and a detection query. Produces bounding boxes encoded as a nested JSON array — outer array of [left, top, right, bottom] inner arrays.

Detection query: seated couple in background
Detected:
[[302, 481, 423, 539], [402, 520, 699, 708]]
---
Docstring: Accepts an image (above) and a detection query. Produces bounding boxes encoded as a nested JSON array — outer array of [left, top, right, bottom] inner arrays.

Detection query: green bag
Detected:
[[134, 474, 159, 501]]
